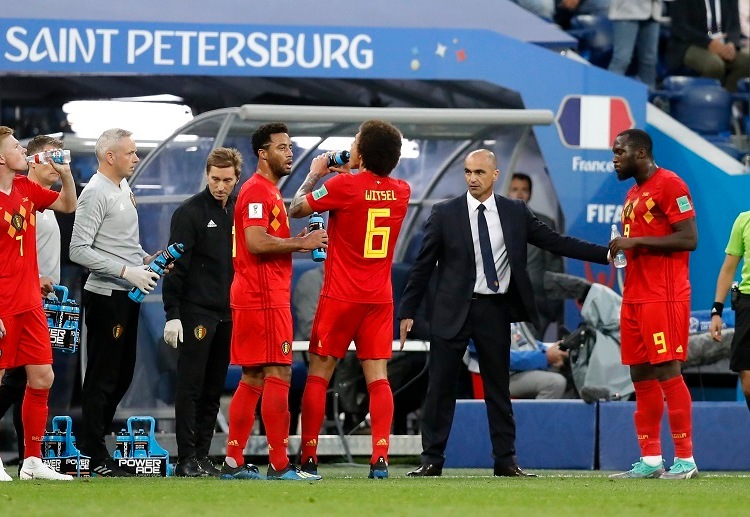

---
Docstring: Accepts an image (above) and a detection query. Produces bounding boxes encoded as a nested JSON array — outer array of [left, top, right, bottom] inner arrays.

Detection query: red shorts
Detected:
[[0, 307, 52, 369], [309, 297, 393, 360], [231, 307, 293, 367], [620, 301, 689, 365]]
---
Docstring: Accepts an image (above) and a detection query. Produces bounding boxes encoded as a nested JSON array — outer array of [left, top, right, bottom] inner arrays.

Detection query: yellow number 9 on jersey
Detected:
[[364, 208, 391, 258]]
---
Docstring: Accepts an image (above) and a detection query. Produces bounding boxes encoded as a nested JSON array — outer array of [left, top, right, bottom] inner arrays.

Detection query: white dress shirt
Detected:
[[466, 192, 510, 294]]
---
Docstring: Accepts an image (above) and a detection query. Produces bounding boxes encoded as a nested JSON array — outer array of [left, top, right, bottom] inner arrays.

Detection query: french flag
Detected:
[[556, 95, 634, 149]]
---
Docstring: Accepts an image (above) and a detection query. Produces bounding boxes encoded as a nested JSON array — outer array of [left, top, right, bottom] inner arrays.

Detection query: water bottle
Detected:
[[327, 150, 350, 167], [128, 243, 185, 303], [610, 224, 627, 268], [27, 149, 72, 164], [309, 212, 326, 262]]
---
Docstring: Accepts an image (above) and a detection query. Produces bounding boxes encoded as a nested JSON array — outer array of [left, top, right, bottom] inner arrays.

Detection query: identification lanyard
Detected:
[[704, 0, 723, 35]]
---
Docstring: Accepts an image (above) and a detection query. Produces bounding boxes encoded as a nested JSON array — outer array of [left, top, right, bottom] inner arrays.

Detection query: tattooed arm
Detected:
[[289, 153, 333, 218]]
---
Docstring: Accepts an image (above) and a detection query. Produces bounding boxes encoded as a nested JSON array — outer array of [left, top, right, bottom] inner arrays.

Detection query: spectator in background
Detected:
[[555, 0, 611, 30], [162, 147, 241, 477], [667, 0, 750, 92], [509, 0, 555, 20], [507, 173, 564, 339], [608, 0, 662, 88]]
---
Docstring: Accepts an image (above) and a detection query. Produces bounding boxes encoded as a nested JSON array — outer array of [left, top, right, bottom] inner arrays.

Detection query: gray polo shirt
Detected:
[[70, 171, 148, 295]]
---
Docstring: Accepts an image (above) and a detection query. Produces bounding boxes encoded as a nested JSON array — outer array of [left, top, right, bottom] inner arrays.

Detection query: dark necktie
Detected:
[[477, 204, 499, 292]]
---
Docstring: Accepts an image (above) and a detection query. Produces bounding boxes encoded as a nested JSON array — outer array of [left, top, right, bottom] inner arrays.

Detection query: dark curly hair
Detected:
[[252, 122, 289, 157], [357, 120, 402, 176]]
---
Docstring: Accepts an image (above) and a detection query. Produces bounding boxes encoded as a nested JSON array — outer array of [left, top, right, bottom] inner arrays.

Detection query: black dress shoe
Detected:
[[406, 463, 443, 477], [175, 457, 209, 477], [494, 464, 537, 477]]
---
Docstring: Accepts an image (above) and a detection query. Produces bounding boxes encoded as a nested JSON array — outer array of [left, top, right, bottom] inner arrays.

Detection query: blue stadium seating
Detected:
[[568, 15, 613, 69]]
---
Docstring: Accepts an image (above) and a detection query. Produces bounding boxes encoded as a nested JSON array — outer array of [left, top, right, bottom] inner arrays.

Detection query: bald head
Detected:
[[464, 148, 499, 202], [467, 149, 497, 170]]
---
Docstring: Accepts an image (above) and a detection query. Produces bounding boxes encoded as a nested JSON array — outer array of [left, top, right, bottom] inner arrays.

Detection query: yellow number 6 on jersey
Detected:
[[364, 208, 390, 258]]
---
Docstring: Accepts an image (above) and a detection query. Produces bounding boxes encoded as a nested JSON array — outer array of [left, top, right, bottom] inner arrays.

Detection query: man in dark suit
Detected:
[[398, 149, 610, 477], [667, 0, 750, 92]]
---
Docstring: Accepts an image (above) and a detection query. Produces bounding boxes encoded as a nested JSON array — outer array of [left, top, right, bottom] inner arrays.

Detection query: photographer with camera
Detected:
[[467, 322, 571, 400], [709, 211, 750, 415]]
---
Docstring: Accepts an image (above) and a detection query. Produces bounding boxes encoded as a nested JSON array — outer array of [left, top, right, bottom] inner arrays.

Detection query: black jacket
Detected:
[[667, 0, 743, 71], [397, 193, 609, 338], [163, 187, 236, 321]]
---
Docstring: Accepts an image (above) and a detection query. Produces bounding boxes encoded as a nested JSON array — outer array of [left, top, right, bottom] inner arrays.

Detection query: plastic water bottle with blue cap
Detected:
[[128, 243, 185, 302], [308, 212, 326, 262], [327, 150, 350, 167]]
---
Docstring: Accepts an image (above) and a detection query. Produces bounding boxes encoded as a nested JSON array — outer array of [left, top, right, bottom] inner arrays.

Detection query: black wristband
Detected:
[[711, 302, 724, 317]]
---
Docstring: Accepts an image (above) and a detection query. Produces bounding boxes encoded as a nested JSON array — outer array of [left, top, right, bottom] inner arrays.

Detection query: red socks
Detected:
[[262, 376, 291, 471], [660, 375, 693, 458], [226, 381, 262, 466], [633, 379, 664, 457], [300, 375, 329, 464], [367, 379, 393, 464], [22, 386, 49, 459]]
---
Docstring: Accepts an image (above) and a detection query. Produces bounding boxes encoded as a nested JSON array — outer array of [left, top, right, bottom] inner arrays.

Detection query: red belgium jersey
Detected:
[[621, 167, 695, 303], [0, 175, 59, 317], [307, 170, 411, 303], [231, 173, 292, 310]]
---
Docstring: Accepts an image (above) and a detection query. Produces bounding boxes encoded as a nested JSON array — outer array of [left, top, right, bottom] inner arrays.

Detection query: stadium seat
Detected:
[[670, 85, 732, 137], [568, 15, 613, 69], [659, 76, 721, 94]]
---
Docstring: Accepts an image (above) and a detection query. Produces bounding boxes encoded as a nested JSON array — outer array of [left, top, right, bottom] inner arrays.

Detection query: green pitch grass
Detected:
[[2, 466, 750, 516]]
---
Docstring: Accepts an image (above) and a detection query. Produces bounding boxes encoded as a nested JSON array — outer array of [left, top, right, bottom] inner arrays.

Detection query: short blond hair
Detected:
[[0, 126, 14, 149]]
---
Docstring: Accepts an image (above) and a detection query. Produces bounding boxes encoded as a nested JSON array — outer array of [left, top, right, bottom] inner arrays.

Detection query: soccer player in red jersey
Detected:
[[608, 128, 699, 480], [0, 126, 77, 481], [289, 120, 411, 479], [220, 123, 326, 482]]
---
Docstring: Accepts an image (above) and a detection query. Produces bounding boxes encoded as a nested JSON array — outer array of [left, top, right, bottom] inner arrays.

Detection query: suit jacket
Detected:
[[398, 193, 609, 340], [666, 0, 742, 70]]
